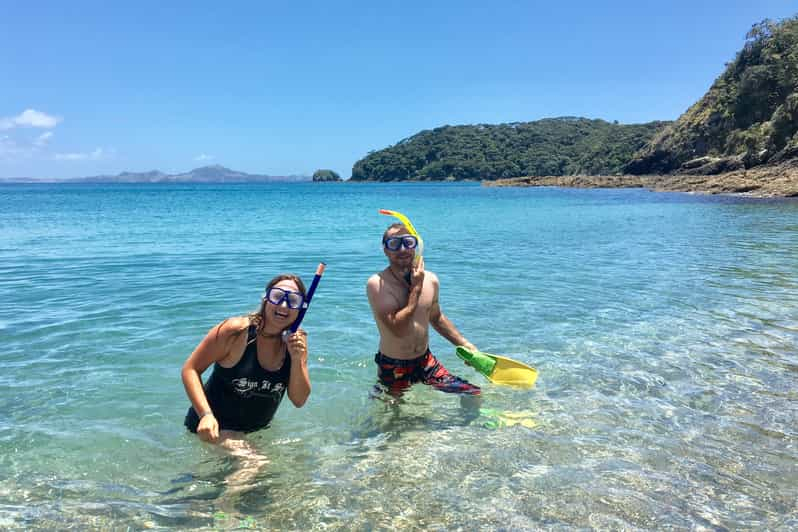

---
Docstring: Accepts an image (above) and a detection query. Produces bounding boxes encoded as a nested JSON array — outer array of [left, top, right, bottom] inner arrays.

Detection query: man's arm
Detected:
[[366, 273, 423, 336], [429, 274, 477, 351]]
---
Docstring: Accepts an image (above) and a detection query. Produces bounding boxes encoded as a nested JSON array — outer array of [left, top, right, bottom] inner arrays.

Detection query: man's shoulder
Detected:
[[367, 271, 386, 285]]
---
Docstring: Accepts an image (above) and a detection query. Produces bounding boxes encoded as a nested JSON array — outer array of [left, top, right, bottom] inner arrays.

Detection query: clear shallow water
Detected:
[[0, 182, 797, 530]]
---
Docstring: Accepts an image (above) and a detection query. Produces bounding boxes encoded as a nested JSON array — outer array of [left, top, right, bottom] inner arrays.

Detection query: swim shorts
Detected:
[[374, 348, 481, 395]]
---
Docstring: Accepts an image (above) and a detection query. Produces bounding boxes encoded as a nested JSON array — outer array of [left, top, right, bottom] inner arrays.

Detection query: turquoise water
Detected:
[[1, 182, 797, 530]]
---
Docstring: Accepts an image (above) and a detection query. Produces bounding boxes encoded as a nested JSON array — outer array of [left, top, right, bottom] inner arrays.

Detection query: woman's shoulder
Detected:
[[211, 315, 252, 341], [224, 315, 252, 330]]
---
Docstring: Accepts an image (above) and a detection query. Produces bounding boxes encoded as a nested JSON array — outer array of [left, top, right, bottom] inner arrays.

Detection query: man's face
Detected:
[[383, 228, 416, 269]]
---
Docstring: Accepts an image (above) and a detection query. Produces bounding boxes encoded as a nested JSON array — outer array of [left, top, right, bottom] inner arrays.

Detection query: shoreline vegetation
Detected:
[[348, 118, 668, 182], [484, 160, 798, 198], [346, 15, 798, 199]]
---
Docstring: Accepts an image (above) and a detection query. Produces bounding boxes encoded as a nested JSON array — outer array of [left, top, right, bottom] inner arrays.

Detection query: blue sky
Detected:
[[1, 0, 796, 179]]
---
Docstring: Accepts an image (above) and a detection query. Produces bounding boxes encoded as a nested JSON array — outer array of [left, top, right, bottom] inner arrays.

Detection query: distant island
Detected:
[[312, 169, 342, 182], [348, 15, 798, 197], [1, 164, 311, 184]]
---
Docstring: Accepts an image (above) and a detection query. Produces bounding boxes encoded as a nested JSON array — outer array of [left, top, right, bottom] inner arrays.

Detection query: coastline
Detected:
[[483, 160, 798, 198]]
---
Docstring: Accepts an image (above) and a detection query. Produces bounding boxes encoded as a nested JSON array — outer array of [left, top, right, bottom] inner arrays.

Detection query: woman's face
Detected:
[[262, 279, 302, 329]]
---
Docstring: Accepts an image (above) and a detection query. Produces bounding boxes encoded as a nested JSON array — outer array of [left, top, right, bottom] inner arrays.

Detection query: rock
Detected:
[[680, 155, 745, 175], [681, 156, 718, 170]]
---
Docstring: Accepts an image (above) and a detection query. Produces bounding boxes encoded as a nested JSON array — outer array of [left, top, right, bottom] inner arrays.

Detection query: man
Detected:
[[366, 222, 481, 396]]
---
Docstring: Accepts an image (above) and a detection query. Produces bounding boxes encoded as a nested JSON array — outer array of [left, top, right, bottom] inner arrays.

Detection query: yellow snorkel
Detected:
[[378, 209, 424, 259]]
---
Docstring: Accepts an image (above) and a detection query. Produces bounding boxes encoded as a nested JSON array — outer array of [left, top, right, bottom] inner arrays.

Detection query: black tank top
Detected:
[[185, 325, 291, 433]]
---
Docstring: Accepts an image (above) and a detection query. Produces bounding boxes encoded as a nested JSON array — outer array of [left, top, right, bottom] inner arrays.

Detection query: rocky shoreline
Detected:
[[484, 159, 798, 198]]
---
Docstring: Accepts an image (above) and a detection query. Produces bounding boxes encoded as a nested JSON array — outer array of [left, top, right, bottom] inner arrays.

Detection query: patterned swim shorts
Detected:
[[374, 348, 481, 395]]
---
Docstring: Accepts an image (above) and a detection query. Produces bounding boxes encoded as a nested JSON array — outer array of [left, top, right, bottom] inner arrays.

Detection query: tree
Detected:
[[349, 118, 668, 181]]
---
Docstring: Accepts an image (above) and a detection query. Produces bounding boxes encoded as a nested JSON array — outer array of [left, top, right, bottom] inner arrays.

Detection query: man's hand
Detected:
[[410, 256, 425, 288], [462, 341, 478, 352], [461, 342, 479, 366]]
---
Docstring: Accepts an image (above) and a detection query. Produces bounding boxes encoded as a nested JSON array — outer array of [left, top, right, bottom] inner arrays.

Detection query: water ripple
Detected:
[[0, 184, 797, 529]]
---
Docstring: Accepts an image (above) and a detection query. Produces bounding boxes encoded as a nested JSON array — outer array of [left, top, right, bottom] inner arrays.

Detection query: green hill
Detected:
[[626, 15, 798, 175], [350, 117, 669, 181], [312, 169, 342, 182]]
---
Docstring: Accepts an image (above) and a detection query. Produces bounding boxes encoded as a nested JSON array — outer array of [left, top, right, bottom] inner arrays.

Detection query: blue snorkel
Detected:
[[290, 263, 326, 332]]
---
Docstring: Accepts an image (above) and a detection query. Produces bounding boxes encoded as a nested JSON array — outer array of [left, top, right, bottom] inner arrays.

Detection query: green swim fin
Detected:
[[455, 347, 497, 377]]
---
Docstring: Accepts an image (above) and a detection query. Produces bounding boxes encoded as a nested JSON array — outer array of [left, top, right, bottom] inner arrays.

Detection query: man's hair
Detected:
[[382, 223, 408, 242]]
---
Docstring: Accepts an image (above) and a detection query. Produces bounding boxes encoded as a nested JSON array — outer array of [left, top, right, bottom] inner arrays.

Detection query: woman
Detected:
[[181, 274, 311, 444]]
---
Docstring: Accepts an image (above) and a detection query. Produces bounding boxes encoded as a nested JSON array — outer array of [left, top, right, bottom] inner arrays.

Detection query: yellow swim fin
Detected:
[[480, 408, 538, 429], [456, 346, 538, 389]]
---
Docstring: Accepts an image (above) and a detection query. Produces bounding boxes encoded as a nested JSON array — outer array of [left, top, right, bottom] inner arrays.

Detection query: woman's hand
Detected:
[[286, 329, 308, 364], [197, 412, 219, 443], [286, 329, 311, 407]]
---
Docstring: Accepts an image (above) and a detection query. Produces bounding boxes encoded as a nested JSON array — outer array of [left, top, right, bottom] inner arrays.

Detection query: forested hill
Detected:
[[626, 16, 798, 175], [350, 118, 669, 181]]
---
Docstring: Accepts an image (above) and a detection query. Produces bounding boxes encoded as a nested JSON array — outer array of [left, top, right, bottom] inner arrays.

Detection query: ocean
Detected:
[[1, 182, 796, 530]]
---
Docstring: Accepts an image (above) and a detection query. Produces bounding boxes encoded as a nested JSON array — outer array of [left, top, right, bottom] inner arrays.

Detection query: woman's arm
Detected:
[[180, 317, 243, 442], [285, 329, 311, 407]]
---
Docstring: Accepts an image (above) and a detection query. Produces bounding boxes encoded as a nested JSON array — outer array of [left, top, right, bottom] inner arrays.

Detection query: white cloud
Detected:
[[0, 109, 62, 129], [34, 131, 53, 147], [194, 153, 215, 162], [55, 147, 109, 161]]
